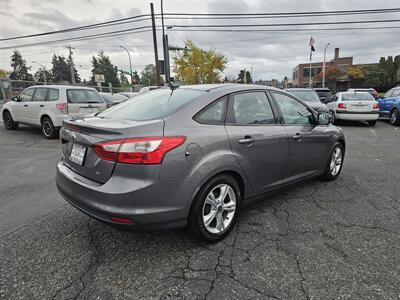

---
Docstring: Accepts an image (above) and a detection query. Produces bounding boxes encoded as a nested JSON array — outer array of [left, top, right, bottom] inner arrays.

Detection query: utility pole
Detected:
[[150, 3, 161, 86], [66, 45, 76, 85], [322, 43, 330, 88]]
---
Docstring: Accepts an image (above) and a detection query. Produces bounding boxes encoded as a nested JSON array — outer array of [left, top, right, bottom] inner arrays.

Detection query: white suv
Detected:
[[2, 85, 107, 138]]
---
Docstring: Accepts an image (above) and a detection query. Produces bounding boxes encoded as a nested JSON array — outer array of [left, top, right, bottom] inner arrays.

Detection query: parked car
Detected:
[[138, 86, 162, 93], [2, 85, 107, 138], [56, 84, 345, 242], [100, 92, 128, 108], [378, 87, 400, 126], [118, 92, 138, 98], [314, 87, 332, 103], [348, 88, 379, 99], [325, 91, 379, 126], [286, 88, 329, 113]]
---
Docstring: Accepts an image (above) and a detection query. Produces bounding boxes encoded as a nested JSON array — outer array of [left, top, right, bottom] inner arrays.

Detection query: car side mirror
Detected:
[[318, 112, 331, 125], [11, 96, 19, 102]]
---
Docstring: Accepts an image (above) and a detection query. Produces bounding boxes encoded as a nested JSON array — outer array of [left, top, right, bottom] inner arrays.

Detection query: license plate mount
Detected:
[[70, 143, 86, 165]]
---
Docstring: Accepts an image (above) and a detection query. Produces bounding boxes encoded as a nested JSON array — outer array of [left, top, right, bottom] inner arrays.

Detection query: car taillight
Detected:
[[338, 103, 346, 109], [373, 103, 379, 109], [56, 103, 68, 114], [93, 136, 186, 164]]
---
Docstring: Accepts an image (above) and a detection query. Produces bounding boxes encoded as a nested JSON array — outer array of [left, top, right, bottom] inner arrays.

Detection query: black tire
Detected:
[[188, 174, 241, 243], [390, 109, 400, 126], [321, 142, 345, 181], [41, 117, 57, 139], [368, 120, 376, 126], [3, 111, 18, 130], [330, 112, 336, 125]]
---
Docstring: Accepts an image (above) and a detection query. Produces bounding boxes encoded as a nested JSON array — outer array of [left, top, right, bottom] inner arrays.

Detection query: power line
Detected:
[[1, 8, 399, 42]]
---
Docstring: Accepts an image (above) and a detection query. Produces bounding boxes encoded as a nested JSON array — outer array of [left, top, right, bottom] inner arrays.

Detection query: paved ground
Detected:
[[1, 120, 399, 299]]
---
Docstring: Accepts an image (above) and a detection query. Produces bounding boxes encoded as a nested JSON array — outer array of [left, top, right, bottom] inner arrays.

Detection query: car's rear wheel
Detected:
[[41, 117, 57, 139], [188, 174, 241, 242], [368, 120, 376, 126], [321, 142, 344, 181], [390, 109, 400, 126], [3, 111, 18, 130]]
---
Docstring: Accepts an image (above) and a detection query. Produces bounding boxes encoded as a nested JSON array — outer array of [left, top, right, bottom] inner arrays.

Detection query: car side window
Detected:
[[47, 89, 59, 101], [195, 96, 227, 125], [392, 89, 400, 97], [228, 92, 275, 125], [32, 88, 47, 102], [384, 89, 393, 98], [272, 92, 314, 125], [19, 88, 35, 102]]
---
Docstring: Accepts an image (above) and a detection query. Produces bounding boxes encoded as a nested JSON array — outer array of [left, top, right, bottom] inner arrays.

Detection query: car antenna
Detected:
[[168, 78, 179, 90]]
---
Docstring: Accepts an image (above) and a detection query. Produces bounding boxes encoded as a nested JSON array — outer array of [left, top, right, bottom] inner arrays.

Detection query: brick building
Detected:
[[292, 48, 353, 91]]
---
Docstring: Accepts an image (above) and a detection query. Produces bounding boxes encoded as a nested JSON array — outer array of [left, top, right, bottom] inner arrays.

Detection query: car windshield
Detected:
[[67, 89, 103, 103], [288, 90, 319, 102], [342, 92, 374, 101], [97, 88, 205, 121], [315, 90, 332, 97], [100, 94, 127, 103]]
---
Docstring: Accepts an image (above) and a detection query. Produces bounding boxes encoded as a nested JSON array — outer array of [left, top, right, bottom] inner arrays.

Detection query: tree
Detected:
[[51, 55, 70, 83], [173, 39, 227, 84], [34, 68, 53, 83], [140, 64, 157, 86], [91, 51, 120, 87], [10, 50, 33, 81], [132, 70, 140, 84], [237, 69, 252, 84]]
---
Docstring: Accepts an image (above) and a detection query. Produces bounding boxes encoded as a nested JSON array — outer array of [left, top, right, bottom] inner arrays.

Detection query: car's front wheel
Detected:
[[189, 174, 241, 242], [321, 142, 344, 181], [390, 109, 400, 126], [3, 111, 18, 130], [41, 117, 57, 139]]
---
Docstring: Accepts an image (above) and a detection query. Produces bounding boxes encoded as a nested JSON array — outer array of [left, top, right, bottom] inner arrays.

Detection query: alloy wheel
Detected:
[[43, 121, 52, 137], [391, 110, 397, 125], [202, 184, 236, 234], [330, 146, 342, 176]]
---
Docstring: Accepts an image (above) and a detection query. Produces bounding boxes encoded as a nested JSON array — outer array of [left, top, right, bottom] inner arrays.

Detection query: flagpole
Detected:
[[309, 48, 312, 88]]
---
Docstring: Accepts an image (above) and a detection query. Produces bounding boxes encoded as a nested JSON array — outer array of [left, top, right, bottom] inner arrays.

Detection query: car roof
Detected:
[[25, 85, 97, 90], [179, 83, 282, 93], [287, 88, 314, 91], [314, 88, 331, 91]]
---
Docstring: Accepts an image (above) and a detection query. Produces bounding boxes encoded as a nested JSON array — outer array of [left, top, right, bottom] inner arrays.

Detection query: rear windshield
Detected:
[[342, 92, 374, 101], [288, 90, 320, 102], [100, 94, 127, 103], [67, 89, 104, 103], [98, 88, 205, 121], [315, 90, 332, 97]]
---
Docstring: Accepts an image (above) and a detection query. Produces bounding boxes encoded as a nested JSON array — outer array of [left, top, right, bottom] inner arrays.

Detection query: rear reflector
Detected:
[[93, 136, 186, 164], [56, 103, 68, 114], [373, 103, 379, 109], [111, 216, 133, 224], [338, 103, 346, 109]]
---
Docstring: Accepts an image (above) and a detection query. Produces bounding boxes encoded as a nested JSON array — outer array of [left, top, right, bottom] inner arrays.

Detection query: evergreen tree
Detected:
[[91, 51, 120, 87], [10, 50, 33, 81]]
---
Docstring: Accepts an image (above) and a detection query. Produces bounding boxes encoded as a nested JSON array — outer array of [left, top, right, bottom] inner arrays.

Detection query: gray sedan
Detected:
[[56, 84, 345, 242], [286, 88, 329, 113]]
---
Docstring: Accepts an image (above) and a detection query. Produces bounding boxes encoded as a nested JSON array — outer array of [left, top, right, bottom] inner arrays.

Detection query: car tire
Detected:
[[390, 109, 400, 126], [41, 117, 57, 139], [188, 174, 241, 243], [368, 120, 376, 126], [330, 112, 336, 124], [321, 142, 344, 181], [3, 111, 18, 130]]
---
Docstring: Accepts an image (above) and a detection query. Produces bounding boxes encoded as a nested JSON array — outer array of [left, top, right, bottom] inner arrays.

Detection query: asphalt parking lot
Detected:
[[1, 119, 399, 299]]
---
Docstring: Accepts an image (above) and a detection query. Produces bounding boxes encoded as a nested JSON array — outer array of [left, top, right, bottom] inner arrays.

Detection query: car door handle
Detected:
[[39, 105, 44, 107], [23, 104, 28, 107], [292, 133, 303, 140], [238, 136, 255, 145]]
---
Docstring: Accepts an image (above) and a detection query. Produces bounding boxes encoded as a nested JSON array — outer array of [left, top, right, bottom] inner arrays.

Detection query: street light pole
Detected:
[[322, 43, 330, 88], [31, 61, 47, 84], [119, 45, 133, 92]]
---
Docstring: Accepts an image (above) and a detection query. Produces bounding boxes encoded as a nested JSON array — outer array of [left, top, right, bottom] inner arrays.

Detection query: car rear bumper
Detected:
[[335, 111, 379, 121], [55, 160, 194, 230]]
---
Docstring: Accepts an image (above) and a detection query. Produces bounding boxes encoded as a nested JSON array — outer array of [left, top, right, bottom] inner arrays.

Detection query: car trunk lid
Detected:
[[60, 116, 164, 183]]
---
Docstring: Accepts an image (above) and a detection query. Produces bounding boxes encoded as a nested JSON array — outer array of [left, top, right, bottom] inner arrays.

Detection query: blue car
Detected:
[[378, 87, 400, 126]]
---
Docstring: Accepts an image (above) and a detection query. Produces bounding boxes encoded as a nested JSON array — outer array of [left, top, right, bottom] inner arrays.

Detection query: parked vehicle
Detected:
[[2, 85, 107, 138], [56, 84, 345, 242], [325, 91, 379, 126], [118, 92, 138, 98], [0, 77, 12, 103], [348, 88, 379, 99], [378, 87, 400, 126], [286, 88, 329, 113], [138, 86, 162, 93], [314, 87, 332, 103], [100, 92, 128, 108]]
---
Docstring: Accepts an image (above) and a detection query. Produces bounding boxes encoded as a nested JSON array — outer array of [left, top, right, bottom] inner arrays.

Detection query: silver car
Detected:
[[286, 88, 329, 113], [56, 84, 345, 242]]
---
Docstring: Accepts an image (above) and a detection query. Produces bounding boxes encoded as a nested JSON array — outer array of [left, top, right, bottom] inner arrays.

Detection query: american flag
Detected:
[[309, 37, 315, 52]]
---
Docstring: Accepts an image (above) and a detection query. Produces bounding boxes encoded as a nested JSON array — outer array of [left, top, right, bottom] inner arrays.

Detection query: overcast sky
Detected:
[[1, 0, 399, 82]]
